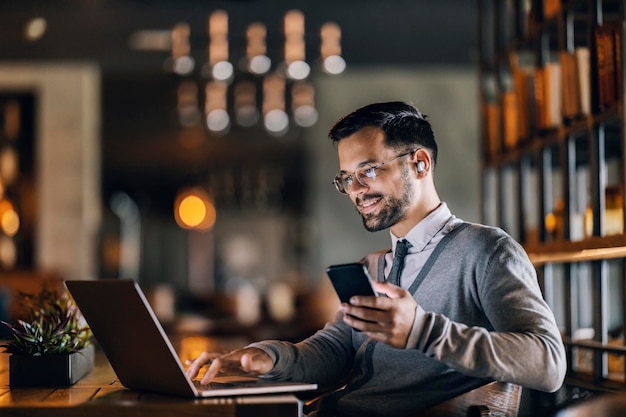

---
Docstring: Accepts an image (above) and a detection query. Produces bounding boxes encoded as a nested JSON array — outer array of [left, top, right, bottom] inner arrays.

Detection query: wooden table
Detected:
[[0, 328, 523, 417], [0, 349, 524, 417], [0, 348, 303, 417]]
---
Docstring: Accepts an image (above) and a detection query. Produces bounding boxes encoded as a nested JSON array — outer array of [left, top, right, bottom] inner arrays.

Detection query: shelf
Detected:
[[563, 337, 626, 355], [528, 244, 626, 265], [483, 100, 622, 168], [526, 234, 626, 257], [479, 0, 626, 393]]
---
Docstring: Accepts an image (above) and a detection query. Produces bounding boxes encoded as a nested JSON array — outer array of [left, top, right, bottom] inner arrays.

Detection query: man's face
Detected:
[[336, 127, 416, 232]]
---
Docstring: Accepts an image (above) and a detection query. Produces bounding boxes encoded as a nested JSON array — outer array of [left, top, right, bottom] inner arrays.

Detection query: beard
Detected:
[[357, 166, 415, 232]]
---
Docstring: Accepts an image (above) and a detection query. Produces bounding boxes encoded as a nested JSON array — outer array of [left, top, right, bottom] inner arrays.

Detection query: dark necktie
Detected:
[[388, 239, 412, 286]]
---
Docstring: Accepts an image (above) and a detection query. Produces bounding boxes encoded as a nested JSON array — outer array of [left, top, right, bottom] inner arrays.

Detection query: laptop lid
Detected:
[[65, 279, 317, 398]]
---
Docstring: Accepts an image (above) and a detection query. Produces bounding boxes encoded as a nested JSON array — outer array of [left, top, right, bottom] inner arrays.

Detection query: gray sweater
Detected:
[[250, 222, 566, 417]]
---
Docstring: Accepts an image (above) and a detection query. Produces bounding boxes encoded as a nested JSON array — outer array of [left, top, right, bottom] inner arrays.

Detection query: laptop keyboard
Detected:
[[193, 379, 258, 389]]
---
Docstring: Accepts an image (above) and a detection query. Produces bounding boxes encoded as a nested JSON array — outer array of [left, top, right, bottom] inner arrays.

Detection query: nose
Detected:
[[347, 179, 367, 198]]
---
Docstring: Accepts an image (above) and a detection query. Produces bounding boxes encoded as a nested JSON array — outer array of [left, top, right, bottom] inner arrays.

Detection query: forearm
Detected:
[[249, 313, 355, 387], [413, 306, 566, 392]]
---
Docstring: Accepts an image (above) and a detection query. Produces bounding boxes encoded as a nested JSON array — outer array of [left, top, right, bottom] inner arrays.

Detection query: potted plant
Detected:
[[1, 282, 94, 387]]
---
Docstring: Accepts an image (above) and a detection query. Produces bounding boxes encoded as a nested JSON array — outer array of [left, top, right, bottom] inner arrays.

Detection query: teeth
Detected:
[[361, 198, 380, 209]]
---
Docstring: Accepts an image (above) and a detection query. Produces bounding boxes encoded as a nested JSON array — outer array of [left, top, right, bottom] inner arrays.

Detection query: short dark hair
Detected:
[[328, 101, 438, 166]]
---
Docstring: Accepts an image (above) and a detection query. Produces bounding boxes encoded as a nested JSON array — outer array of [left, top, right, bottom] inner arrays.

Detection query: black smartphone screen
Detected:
[[326, 262, 377, 304]]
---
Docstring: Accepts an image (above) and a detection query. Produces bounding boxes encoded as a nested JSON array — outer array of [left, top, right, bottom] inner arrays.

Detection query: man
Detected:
[[188, 102, 566, 416]]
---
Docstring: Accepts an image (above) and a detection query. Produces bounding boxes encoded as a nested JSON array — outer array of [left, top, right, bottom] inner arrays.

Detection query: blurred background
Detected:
[[0, 0, 479, 340]]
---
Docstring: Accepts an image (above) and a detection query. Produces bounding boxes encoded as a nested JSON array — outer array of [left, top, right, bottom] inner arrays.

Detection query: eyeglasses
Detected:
[[333, 148, 419, 195]]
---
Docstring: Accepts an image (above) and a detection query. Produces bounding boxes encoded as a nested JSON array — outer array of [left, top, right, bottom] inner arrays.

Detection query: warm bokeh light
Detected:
[[284, 10, 305, 76], [0, 235, 16, 268], [205, 81, 230, 134], [179, 195, 206, 227], [179, 336, 221, 366], [25, 17, 47, 41], [286, 60, 310, 80], [1, 208, 19, 237], [284, 10, 309, 81], [166, 9, 343, 132], [173, 56, 194, 75], [322, 55, 346, 75], [291, 82, 317, 127], [171, 22, 193, 75], [262, 74, 288, 136], [267, 282, 295, 322], [212, 60, 233, 81], [320, 22, 346, 75], [174, 188, 216, 231], [0, 200, 14, 217], [0, 147, 19, 185], [264, 109, 289, 135], [246, 23, 270, 74], [209, 10, 229, 67], [0, 199, 19, 237], [206, 109, 230, 133], [293, 104, 318, 127], [545, 213, 556, 234]]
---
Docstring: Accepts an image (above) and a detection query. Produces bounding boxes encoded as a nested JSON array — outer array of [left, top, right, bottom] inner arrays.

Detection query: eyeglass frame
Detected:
[[332, 147, 422, 195]]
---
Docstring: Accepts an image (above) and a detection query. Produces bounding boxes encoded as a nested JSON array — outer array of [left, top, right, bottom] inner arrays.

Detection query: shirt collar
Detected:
[[390, 202, 453, 253]]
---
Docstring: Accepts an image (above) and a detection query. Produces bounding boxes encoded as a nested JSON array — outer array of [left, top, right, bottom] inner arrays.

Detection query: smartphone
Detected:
[[326, 262, 377, 304]]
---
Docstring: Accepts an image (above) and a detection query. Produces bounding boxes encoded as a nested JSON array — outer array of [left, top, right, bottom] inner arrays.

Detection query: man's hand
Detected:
[[186, 347, 273, 385], [339, 281, 417, 349]]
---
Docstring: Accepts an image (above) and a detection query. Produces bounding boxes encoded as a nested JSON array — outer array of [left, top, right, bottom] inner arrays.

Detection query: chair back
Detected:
[[419, 381, 522, 417]]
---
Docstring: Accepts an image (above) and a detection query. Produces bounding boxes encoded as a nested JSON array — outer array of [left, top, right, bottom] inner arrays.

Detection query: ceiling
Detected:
[[0, 0, 477, 70], [0, 0, 477, 211]]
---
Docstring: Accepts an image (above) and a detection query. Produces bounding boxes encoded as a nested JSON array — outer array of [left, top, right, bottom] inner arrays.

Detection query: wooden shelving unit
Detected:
[[478, 0, 625, 391]]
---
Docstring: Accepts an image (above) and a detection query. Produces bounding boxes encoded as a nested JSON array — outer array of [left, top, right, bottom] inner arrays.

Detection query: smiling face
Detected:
[[337, 126, 419, 234]]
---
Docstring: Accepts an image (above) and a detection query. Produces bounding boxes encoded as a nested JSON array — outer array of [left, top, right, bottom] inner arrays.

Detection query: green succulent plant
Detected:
[[1, 283, 92, 356]]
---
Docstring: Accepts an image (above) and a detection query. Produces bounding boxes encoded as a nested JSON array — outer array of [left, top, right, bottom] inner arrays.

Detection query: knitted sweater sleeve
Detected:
[[411, 233, 566, 393], [247, 312, 356, 388]]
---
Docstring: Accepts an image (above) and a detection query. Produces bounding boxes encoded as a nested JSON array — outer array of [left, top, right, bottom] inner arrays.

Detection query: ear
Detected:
[[412, 148, 430, 175]]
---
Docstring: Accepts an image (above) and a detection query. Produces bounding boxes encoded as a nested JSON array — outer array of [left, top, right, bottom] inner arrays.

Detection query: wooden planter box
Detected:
[[9, 344, 95, 387]]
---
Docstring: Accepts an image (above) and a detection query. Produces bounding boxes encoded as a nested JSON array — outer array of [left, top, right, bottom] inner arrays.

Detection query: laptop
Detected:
[[65, 279, 317, 398]]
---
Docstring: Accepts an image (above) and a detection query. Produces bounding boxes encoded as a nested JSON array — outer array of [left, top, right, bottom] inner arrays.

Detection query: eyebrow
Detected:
[[357, 158, 377, 167], [339, 161, 376, 174], [338, 158, 378, 174]]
